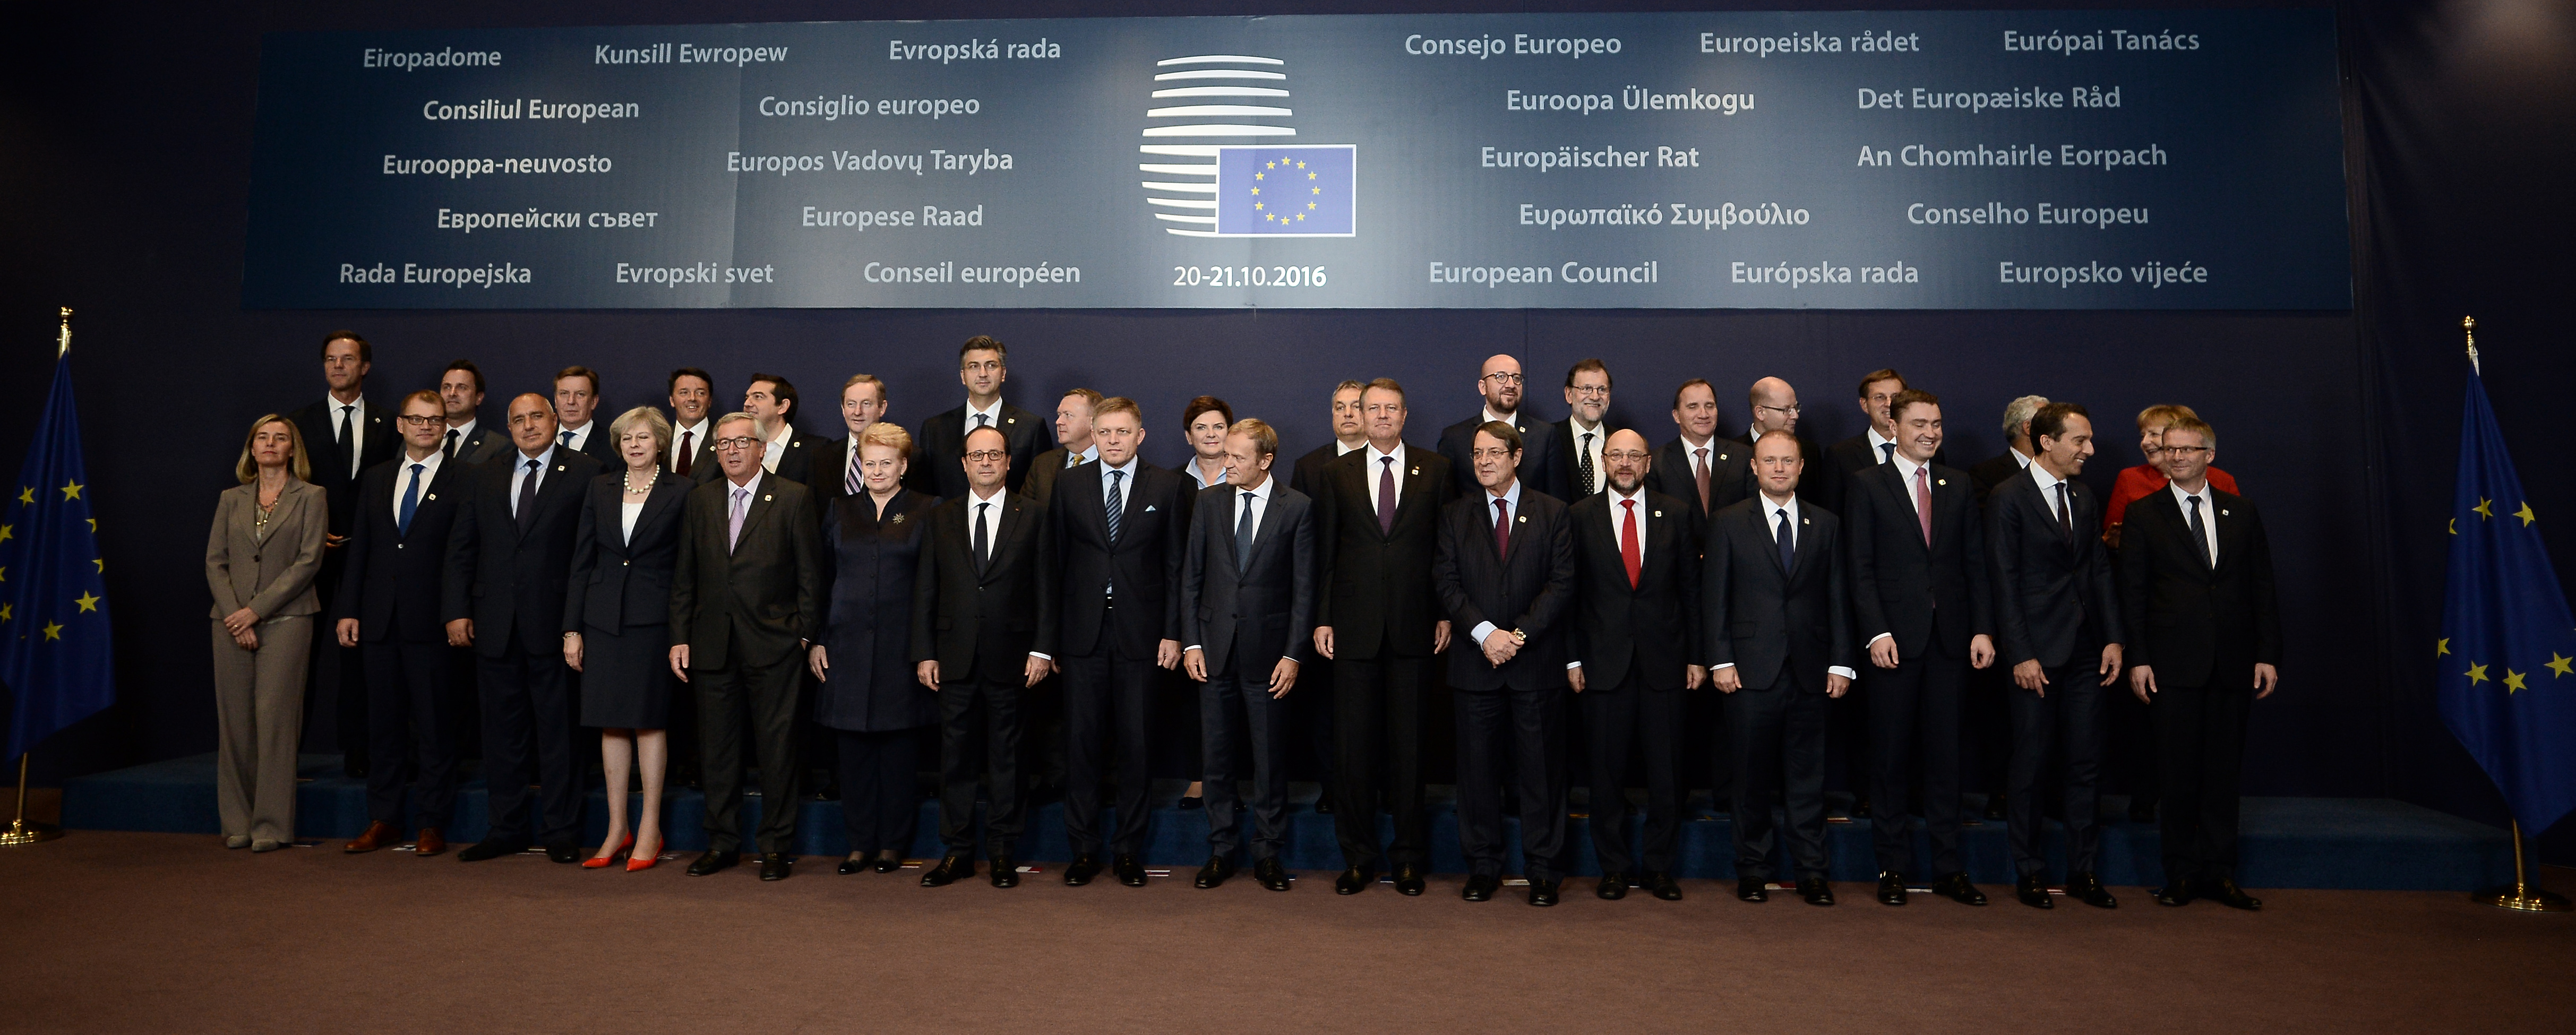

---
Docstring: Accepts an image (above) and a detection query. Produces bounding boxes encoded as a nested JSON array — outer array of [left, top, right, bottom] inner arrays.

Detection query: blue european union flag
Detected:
[[2438, 370, 2576, 832], [1215, 145, 1355, 236], [0, 354, 115, 761]]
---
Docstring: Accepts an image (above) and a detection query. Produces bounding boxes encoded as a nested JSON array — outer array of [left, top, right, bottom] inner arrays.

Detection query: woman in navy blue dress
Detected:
[[810, 421, 943, 874]]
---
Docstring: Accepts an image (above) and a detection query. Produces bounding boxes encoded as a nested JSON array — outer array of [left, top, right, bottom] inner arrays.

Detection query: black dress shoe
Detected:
[[1193, 857, 1236, 889], [1461, 873, 1500, 902], [1393, 863, 1427, 896], [1647, 872, 1685, 901], [1797, 877, 1835, 905], [2201, 877, 2262, 911], [921, 855, 972, 886], [1736, 877, 1768, 902], [687, 850, 740, 877], [1527, 879, 1561, 907], [1178, 796, 1204, 810], [2068, 871, 2118, 909], [544, 842, 581, 865], [1334, 865, 1372, 895], [2015, 873, 2054, 909], [1255, 858, 1292, 892], [1595, 874, 1628, 901], [991, 857, 1020, 888], [2128, 798, 2158, 823], [2154, 884, 2194, 907], [1932, 872, 1988, 906], [1063, 853, 1103, 886], [871, 851, 903, 874], [759, 853, 793, 881], [1113, 853, 1148, 887], [1983, 794, 2007, 822], [1877, 872, 1908, 905], [456, 839, 529, 862], [839, 855, 868, 875]]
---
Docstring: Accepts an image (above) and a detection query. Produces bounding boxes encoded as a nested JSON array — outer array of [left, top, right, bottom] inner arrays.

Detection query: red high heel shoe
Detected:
[[625, 836, 663, 872], [582, 833, 635, 869]]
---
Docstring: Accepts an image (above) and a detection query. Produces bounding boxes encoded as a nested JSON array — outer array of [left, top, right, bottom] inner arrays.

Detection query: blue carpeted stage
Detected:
[[63, 754, 2512, 890]]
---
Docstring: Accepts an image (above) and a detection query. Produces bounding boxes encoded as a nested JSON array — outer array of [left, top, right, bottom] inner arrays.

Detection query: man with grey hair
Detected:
[[1970, 395, 2050, 506]]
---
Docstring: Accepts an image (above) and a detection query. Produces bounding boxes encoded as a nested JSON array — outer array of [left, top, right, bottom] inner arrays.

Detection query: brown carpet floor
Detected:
[[5, 831, 2574, 1032]]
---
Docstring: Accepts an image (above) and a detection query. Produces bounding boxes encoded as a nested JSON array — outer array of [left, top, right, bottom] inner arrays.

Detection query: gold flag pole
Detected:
[[2463, 314, 2479, 374], [2474, 821, 2569, 911], [1, 308, 76, 847]]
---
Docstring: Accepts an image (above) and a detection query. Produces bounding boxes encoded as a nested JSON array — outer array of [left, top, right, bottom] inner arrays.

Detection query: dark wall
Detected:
[[3, 1, 2571, 848]]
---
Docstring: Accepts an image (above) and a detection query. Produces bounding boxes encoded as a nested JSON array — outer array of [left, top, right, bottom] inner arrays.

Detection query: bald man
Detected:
[[1437, 353, 1555, 499], [1711, 377, 1811, 514]]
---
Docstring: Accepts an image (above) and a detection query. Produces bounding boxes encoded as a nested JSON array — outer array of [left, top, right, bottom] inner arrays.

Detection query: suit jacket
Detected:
[[1969, 451, 2029, 510], [911, 489, 1058, 673], [671, 421, 720, 483], [442, 447, 604, 657], [2117, 487, 2282, 687], [1815, 433, 1949, 519], [563, 470, 690, 632], [1290, 441, 1356, 501], [670, 473, 826, 670], [763, 428, 818, 487], [1844, 460, 1993, 660], [334, 454, 469, 643], [909, 402, 1045, 498], [1313, 444, 1459, 659], [1643, 435, 1745, 536], [1021, 445, 1090, 514], [286, 397, 396, 536], [563, 424, 620, 468], [1049, 461, 1187, 659], [446, 423, 511, 467], [205, 479, 329, 620], [1433, 486, 1577, 692], [1986, 468, 2123, 669], [1436, 412, 1552, 499], [1540, 418, 1625, 502], [1180, 482, 1317, 677], [1701, 496, 1854, 692], [817, 489, 943, 731], [808, 435, 858, 514], [1567, 490, 1702, 690]]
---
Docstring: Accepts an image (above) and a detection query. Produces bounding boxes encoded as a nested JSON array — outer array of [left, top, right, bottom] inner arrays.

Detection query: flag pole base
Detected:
[[2472, 885, 2571, 912], [0, 820, 63, 846]]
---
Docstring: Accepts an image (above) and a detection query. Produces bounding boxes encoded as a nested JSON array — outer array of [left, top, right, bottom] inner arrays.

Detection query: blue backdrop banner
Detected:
[[243, 10, 2351, 309]]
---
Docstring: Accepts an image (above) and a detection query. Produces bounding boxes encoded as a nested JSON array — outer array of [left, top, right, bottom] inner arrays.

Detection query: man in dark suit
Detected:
[[1706, 376, 1812, 516], [1286, 379, 1368, 814], [552, 366, 619, 466], [1314, 378, 1458, 895], [806, 374, 888, 515], [287, 330, 397, 780], [1434, 420, 1578, 906], [2120, 418, 2280, 911], [1568, 429, 1702, 902], [1845, 390, 1996, 907], [1703, 429, 1856, 906], [1023, 387, 1101, 513], [1180, 419, 1316, 891], [1969, 395, 2049, 506], [912, 425, 1058, 888], [1436, 354, 1552, 499], [1816, 368, 1943, 820], [1539, 359, 1620, 502], [1048, 396, 1187, 887], [667, 367, 720, 482], [435, 360, 509, 466], [442, 394, 603, 863], [911, 335, 1045, 498], [1011, 387, 1096, 810], [744, 374, 817, 487], [1645, 378, 1740, 534], [1964, 394, 2049, 821], [668, 412, 826, 882], [333, 390, 465, 856], [1987, 401, 2125, 909]]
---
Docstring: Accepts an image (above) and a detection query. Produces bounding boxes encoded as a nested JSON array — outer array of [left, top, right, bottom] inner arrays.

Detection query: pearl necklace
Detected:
[[623, 469, 654, 495]]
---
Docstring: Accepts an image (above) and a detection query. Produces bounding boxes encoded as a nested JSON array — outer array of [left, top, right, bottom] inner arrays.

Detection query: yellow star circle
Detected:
[[74, 591, 100, 613], [2465, 662, 2489, 684]]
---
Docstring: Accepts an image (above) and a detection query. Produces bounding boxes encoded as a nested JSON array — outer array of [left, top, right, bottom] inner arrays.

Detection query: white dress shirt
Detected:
[[1865, 453, 1937, 650], [760, 422, 793, 473], [560, 420, 595, 454], [390, 448, 445, 526], [1184, 475, 1275, 653], [1571, 484, 1655, 671], [1188, 456, 1227, 490], [2029, 462, 2071, 525], [1466, 478, 1525, 650], [1335, 438, 1363, 456], [1363, 443, 1406, 516], [1867, 427, 1898, 465], [963, 398, 1004, 437], [445, 418, 480, 459], [1718, 493, 1856, 680], [2011, 446, 2034, 469], [1565, 417, 1608, 495], [507, 444, 560, 518], [669, 418, 709, 473], [1064, 444, 1098, 467], [2169, 481, 2220, 565], [964, 484, 1049, 662], [324, 394, 367, 479]]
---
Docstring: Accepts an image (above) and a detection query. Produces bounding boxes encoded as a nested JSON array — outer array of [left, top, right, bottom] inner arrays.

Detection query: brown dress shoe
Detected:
[[345, 821, 402, 853], [413, 828, 446, 857]]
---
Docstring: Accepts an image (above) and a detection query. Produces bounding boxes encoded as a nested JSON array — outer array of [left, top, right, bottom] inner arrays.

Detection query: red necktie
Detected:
[[1913, 465, 1933, 545], [1493, 497, 1510, 557], [1619, 498, 1642, 589]]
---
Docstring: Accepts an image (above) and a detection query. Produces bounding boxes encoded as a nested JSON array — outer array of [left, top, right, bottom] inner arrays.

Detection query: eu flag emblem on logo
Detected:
[[1215, 145, 1355, 237]]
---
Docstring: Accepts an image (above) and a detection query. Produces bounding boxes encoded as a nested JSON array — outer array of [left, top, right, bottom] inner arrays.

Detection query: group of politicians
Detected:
[[203, 330, 2280, 911]]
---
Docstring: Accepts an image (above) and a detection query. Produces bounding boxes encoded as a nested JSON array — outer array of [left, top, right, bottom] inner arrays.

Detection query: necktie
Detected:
[[1880, 442, 1895, 465], [975, 412, 990, 429], [727, 486, 749, 552], [1693, 447, 1711, 513], [2055, 481, 2074, 540], [1913, 465, 1933, 545], [675, 429, 693, 476], [560, 429, 574, 449], [2186, 494, 2212, 567], [1377, 457, 1397, 534], [845, 443, 863, 496], [398, 462, 423, 536], [443, 428, 459, 461], [1775, 507, 1796, 572], [973, 502, 992, 571], [1236, 490, 1257, 573], [338, 404, 357, 478], [1105, 469, 1125, 542], [1578, 432, 1596, 495], [515, 458, 540, 535], [1619, 498, 1642, 589], [1493, 497, 1511, 558]]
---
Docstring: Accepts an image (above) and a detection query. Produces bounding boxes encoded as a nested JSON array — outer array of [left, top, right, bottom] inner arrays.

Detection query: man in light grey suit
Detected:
[[1180, 418, 1316, 892]]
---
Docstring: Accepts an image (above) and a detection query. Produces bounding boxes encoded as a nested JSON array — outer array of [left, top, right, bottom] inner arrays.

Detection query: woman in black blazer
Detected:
[[563, 407, 691, 870], [810, 421, 943, 874]]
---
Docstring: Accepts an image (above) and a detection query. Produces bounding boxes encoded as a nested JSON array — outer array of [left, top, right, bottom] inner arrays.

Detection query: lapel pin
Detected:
[[1653, 510, 1663, 518], [1411, 467, 1420, 476], [1006, 417, 1016, 425], [1145, 504, 1157, 512], [1937, 479, 1947, 486], [426, 494, 436, 501], [1802, 518, 1811, 525], [890, 514, 906, 524], [763, 494, 772, 502], [2222, 510, 2230, 516], [1517, 514, 1527, 523]]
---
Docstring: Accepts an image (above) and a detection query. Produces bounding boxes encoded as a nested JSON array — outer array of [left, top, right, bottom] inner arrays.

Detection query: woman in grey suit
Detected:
[[564, 407, 690, 870], [810, 421, 942, 874], [205, 414, 328, 852]]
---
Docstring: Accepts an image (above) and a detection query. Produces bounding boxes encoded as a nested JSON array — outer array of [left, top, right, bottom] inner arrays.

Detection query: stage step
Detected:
[[61, 754, 2512, 890]]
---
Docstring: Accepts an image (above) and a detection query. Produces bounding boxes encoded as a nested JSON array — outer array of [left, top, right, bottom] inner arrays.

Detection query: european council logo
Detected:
[[1139, 54, 1358, 238]]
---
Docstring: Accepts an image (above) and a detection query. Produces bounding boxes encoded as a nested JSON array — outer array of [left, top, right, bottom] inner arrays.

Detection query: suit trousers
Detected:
[[1725, 680, 1830, 881], [314, 553, 370, 768], [362, 637, 458, 829], [1455, 685, 1568, 882], [1584, 666, 1685, 875], [938, 661, 1026, 859], [1201, 661, 1292, 859], [477, 629, 581, 846], [2153, 682, 2251, 882], [211, 617, 312, 844], [1867, 649, 1968, 876], [2111, 680, 2162, 808], [1061, 639, 1156, 856], [1967, 665, 2014, 800], [835, 727, 921, 857], [693, 651, 805, 855], [2006, 663, 2110, 875], [1290, 656, 1337, 789], [1332, 656, 1431, 869], [1830, 677, 1871, 807]]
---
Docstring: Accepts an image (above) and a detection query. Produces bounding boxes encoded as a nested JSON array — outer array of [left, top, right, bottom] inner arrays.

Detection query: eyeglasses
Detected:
[[961, 361, 1003, 374], [963, 450, 1008, 462], [1603, 450, 1651, 463], [1469, 448, 1517, 461], [1480, 373, 1524, 385], [2162, 445, 2211, 457], [1569, 385, 1610, 399], [397, 414, 441, 427], [1756, 403, 1802, 416], [712, 436, 761, 451]]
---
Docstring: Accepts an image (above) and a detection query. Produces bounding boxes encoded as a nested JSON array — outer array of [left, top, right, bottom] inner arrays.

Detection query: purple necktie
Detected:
[[1493, 497, 1510, 557], [1377, 456, 1397, 534], [727, 486, 749, 553]]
